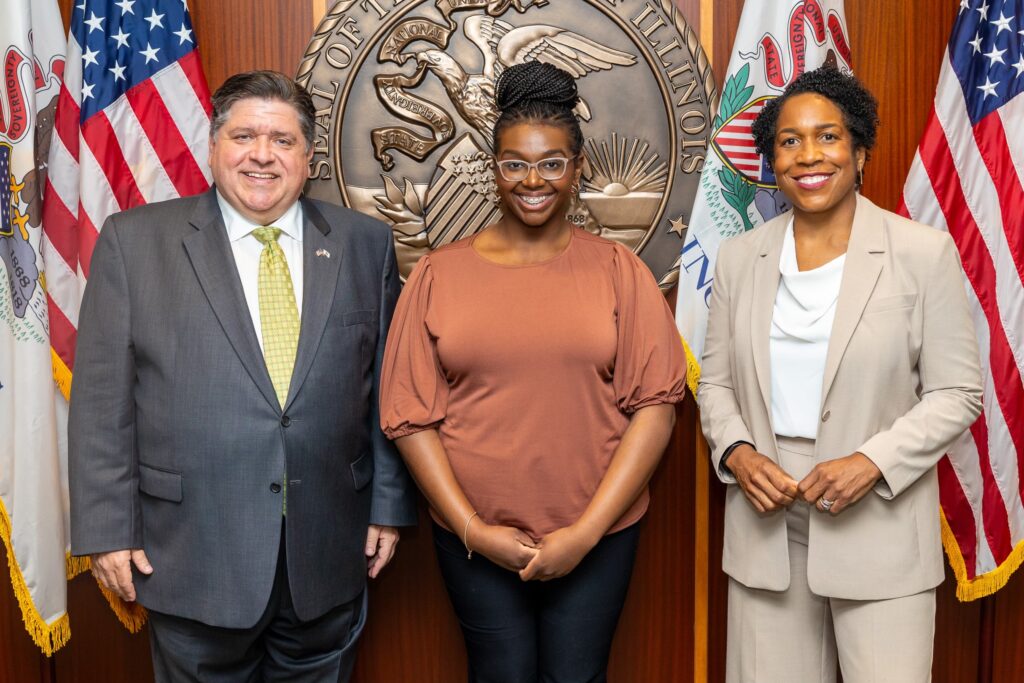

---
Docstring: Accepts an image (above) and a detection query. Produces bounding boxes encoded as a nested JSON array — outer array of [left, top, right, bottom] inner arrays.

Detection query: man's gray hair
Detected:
[[210, 71, 316, 151]]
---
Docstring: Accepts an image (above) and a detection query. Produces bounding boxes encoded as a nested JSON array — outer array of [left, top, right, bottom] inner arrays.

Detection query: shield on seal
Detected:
[[710, 96, 776, 187]]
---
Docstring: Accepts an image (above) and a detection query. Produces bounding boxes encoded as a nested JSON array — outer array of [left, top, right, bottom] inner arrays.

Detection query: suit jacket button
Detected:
[[281, 415, 291, 427], [270, 482, 282, 493], [822, 410, 831, 422]]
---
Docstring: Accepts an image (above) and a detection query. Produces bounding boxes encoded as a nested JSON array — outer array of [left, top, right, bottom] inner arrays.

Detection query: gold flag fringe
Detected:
[[680, 333, 702, 397], [0, 501, 71, 655], [96, 579, 148, 632], [66, 553, 90, 580], [51, 348, 72, 401], [941, 508, 1024, 602]]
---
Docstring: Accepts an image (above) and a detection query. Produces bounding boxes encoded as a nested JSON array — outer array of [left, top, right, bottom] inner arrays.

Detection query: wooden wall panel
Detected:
[[349, 505, 467, 683], [50, 575, 154, 683], [0, 550, 46, 683], [992, 566, 1024, 681], [934, 565, 984, 683], [3, 1, 1020, 682], [188, 1, 314, 93], [608, 398, 698, 682], [845, 0, 954, 212]]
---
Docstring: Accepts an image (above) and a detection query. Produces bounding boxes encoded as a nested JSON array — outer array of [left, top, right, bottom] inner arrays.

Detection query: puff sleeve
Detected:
[[611, 245, 688, 413], [380, 255, 449, 439]]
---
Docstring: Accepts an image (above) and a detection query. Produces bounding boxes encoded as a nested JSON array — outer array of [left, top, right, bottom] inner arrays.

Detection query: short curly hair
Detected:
[[751, 66, 879, 168]]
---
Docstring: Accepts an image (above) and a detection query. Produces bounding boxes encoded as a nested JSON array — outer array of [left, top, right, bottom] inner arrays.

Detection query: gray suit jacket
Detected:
[[697, 194, 983, 600], [69, 189, 417, 628]]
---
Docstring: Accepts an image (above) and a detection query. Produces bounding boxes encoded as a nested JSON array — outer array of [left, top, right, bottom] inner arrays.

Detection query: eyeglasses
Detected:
[[494, 157, 573, 182]]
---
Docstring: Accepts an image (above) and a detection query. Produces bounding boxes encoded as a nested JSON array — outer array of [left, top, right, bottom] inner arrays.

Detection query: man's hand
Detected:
[[727, 444, 799, 514], [467, 523, 539, 572], [90, 549, 153, 602], [365, 525, 400, 578], [798, 452, 883, 515], [518, 525, 596, 582]]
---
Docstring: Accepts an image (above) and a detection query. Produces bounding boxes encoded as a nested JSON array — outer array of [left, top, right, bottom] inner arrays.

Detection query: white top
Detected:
[[769, 221, 845, 439], [217, 193, 304, 353]]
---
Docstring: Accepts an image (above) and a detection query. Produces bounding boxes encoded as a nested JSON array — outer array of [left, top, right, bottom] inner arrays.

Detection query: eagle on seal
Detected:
[[414, 15, 636, 148]]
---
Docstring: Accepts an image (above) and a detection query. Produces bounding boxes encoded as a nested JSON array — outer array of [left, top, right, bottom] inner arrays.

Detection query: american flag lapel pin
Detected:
[[315, 248, 331, 259]]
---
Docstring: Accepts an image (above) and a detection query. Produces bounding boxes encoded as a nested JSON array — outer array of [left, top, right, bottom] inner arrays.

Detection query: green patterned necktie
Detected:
[[252, 226, 299, 515], [252, 226, 300, 408]]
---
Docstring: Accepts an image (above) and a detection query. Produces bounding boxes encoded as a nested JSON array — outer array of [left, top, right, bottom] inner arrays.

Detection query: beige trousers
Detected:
[[725, 437, 936, 683]]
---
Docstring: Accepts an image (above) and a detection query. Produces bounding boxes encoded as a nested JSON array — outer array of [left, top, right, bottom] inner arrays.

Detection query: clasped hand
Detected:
[[728, 445, 882, 515], [469, 522, 595, 581]]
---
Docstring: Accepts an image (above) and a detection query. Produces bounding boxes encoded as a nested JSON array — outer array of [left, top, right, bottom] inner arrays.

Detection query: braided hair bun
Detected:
[[491, 61, 584, 155], [495, 61, 580, 113]]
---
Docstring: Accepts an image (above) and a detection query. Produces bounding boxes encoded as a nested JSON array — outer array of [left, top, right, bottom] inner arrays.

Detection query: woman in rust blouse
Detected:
[[380, 61, 685, 683]]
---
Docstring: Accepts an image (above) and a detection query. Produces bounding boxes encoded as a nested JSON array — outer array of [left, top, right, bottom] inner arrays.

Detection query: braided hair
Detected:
[[492, 61, 584, 156]]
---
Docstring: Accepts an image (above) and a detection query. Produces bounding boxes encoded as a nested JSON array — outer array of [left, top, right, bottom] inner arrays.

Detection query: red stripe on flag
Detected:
[[125, 79, 208, 197], [78, 207, 99, 280], [53, 86, 81, 161], [721, 124, 752, 135], [81, 112, 146, 211], [938, 455, 980, 580], [715, 136, 756, 148], [41, 179, 78, 269], [178, 50, 212, 117], [46, 294, 78, 373], [973, 112, 1024, 285], [918, 114, 1024, 495], [733, 111, 759, 120], [969, 415, 1014, 563], [723, 151, 761, 160]]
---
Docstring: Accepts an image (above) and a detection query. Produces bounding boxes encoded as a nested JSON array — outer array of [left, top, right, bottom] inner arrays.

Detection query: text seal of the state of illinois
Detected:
[[298, 0, 717, 289]]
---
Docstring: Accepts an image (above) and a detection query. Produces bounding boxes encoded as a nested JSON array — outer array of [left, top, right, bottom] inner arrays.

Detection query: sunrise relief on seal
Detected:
[[298, 0, 716, 289]]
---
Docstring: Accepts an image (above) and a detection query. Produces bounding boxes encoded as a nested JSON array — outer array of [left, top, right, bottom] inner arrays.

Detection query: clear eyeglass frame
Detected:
[[494, 156, 573, 182]]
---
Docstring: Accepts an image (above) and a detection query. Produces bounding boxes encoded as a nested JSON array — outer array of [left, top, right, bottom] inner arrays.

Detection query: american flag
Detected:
[[42, 0, 212, 399], [900, 0, 1024, 600]]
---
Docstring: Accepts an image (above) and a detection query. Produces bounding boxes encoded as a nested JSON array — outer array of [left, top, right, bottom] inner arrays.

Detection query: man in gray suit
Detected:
[[69, 71, 416, 681]]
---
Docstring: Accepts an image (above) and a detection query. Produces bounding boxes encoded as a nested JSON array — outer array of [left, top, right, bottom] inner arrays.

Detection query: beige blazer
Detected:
[[697, 194, 983, 600]]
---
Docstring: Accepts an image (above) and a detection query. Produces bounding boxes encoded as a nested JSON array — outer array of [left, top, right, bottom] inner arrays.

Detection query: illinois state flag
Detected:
[[675, 0, 852, 392], [0, 0, 71, 655]]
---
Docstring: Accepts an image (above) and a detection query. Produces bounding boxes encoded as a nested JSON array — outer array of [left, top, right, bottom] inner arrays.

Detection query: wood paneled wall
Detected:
[[2, 1, 1018, 681]]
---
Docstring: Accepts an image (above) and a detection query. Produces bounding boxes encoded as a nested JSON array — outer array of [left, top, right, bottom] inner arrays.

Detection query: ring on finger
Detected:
[[818, 497, 835, 512]]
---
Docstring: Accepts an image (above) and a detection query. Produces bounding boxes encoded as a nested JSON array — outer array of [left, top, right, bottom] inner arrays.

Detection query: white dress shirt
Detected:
[[217, 193, 304, 353], [769, 221, 845, 439]]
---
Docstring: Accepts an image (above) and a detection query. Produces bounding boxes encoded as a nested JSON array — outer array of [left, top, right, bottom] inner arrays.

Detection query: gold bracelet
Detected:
[[463, 511, 480, 560]]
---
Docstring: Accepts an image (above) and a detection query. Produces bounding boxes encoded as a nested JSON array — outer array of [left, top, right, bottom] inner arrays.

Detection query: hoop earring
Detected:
[[570, 181, 581, 196]]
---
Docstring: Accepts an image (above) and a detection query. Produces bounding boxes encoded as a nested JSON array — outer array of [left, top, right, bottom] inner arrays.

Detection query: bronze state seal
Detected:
[[298, 0, 716, 289]]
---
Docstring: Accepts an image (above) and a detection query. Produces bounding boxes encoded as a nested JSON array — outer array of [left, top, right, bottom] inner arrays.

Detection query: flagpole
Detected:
[[693, 4, 713, 682]]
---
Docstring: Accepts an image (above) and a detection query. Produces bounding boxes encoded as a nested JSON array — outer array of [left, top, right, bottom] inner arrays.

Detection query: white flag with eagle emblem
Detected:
[[674, 0, 852, 393], [0, 0, 72, 656]]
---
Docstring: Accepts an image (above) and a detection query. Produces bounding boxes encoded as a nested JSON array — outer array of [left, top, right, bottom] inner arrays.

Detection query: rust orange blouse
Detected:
[[380, 228, 686, 540]]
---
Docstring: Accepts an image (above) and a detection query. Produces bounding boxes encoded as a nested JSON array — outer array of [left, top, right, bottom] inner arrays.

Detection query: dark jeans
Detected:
[[433, 522, 641, 683]]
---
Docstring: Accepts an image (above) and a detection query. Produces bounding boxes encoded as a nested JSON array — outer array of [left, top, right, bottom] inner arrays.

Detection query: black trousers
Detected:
[[434, 522, 641, 683], [148, 524, 366, 683]]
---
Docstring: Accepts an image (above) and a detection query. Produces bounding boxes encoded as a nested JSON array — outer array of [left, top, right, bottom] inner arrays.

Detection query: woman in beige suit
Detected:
[[697, 67, 983, 682]]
